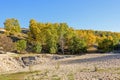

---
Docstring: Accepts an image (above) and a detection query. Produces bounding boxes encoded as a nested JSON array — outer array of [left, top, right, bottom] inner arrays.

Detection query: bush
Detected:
[[98, 39, 113, 52], [50, 47, 57, 54], [0, 34, 15, 52], [46, 37, 57, 54], [69, 36, 87, 54], [33, 42, 42, 53], [16, 40, 27, 53]]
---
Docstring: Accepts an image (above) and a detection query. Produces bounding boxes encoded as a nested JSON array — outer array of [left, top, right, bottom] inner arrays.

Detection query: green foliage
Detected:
[[112, 36, 120, 45], [2, 18, 120, 54], [69, 36, 87, 54], [4, 18, 21, 34], [0, 71, 41, 80], [67, 73, 74, 80], [51, 75, 61, 80], [16, 40, 27, 53], [58, 23, 69, 54], [46, 24, 58, 54], [29, 19, 41, 41], [47, 37, 57, 54], [49, 47, 57, 54], [98, 39, 114, 52], [33, 42, 42, 53]]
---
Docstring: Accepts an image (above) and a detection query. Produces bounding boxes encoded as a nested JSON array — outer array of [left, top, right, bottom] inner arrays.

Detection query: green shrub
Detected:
[[69, 36, 87, 54], [33, 42, 42, 53], [67, 73, 74, 80], [16, 40, 27, 53], [98, 39, 113, 52]]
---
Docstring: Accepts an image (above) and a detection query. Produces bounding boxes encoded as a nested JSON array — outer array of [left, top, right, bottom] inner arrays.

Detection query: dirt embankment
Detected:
[[0, 53, 52, 74]]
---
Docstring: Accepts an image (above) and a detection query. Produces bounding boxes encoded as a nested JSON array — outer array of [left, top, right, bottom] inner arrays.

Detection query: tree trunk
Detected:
[[59, 34, 64, 54]]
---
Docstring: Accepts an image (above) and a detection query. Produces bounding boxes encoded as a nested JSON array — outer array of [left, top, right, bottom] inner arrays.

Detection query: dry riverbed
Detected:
[[0, 53, 120, 80]]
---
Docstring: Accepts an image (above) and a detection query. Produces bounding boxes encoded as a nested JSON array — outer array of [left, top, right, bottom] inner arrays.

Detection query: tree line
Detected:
[[0, 18, 120, 54]]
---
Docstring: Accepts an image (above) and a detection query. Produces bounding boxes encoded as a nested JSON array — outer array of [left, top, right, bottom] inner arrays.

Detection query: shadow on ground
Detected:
[[61, 54, 120, 64]]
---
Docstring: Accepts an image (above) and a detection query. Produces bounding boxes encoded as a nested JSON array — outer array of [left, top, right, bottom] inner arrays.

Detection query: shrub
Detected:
[[98, 39, 113, 52], [33, 42, 42, 53], [16, 40, 27, 53], [0, 34, 15, 52], [69, 36, 87, 54]]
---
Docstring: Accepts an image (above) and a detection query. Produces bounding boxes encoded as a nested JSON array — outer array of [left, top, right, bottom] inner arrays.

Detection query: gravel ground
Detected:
[[1, 53, 120, 80], [59, 53, 120, 68], [25, 53, 120, 80], [60, 53, 120, 80]]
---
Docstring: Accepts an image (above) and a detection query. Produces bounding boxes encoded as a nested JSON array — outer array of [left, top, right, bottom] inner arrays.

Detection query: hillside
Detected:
[[1, 19, 120, 54]]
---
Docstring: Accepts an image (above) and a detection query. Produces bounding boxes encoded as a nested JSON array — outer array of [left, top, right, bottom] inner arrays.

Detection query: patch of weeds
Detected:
[[114, 67, 120, 71], [67, 73, 74, 80], [117, 71, 120, 74], [52, 75, 61, 80], [92, 65, 98, 72], [92, 75, 99, 78], [55, 62, 60, 70], [0, 75, 9, 80], [80, 68, 90, 72], [44, 69, 49, 76], [97, 68, 109, 72], [0, 71, 41, 80]]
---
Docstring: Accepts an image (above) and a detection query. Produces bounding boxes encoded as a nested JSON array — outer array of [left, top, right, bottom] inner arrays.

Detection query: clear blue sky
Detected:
[[0, 0, 120, 32]]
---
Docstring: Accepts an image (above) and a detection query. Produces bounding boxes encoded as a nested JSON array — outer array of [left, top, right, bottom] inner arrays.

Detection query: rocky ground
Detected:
[[25, 53, 120, 80], [1, 53, 120, 80]]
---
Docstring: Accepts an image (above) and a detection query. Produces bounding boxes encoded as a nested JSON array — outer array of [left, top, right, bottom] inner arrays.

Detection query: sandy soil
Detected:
[[1, 53, 120, 80], [26, 53, 120, 80]]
